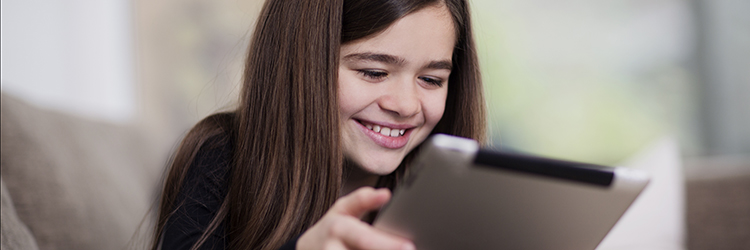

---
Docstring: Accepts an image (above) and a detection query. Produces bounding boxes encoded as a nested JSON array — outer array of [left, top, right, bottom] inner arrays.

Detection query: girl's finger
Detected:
[[332, 187, 391, 218], [332, 216, 415, 250]]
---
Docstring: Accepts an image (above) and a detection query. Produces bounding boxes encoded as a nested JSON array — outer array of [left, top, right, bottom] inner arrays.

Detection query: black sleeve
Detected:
[[162, 138, 232, 250], [160, 135, 300, 250]]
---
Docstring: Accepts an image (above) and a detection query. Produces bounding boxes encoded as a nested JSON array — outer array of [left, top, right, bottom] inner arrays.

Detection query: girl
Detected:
[[152, 0, 485, 249]]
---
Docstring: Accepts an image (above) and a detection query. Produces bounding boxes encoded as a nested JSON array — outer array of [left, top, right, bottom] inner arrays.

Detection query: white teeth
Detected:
[[380, 127, 391, 136], [390, 129, 399, 137], [364, 122, 406, 137]]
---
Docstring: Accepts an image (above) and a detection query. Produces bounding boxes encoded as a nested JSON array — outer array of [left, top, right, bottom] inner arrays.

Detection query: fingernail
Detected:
[[402, 242, 416, 250]]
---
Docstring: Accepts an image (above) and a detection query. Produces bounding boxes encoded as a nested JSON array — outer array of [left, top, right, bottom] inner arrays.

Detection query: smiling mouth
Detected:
[[356, 120, 408, 137]]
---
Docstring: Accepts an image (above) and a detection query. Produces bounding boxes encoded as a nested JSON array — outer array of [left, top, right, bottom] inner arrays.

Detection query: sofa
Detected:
[[1, 93, 167, 250], [1, 92, 748, 249], [685, 157, 750, 249]]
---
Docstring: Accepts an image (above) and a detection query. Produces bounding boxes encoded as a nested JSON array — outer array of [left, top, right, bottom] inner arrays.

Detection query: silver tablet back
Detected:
[[374, 134, 649, 250]]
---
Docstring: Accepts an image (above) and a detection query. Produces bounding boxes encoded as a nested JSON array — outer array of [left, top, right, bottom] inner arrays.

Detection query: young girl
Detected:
[[152, 0, 485, 249]]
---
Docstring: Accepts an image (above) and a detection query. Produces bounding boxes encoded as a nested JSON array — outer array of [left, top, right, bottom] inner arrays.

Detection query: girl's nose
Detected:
[[377, 78, 421, 117]]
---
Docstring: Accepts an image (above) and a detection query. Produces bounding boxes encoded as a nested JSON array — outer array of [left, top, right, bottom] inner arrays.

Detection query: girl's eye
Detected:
[[357, 70, 388, 80], [419, 76, 444, 87]]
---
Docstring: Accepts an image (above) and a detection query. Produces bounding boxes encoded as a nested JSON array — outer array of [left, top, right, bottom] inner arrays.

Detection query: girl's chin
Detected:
[[358, 161, 400, 175], [345, 156, 401, 176]]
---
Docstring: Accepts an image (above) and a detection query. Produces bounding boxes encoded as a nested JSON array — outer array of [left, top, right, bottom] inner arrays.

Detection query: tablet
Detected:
[[373, 134, 649, 250]]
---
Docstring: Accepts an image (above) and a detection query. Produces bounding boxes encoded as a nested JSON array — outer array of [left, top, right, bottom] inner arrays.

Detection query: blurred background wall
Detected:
[[2, 0, 135, 123], [1, 0, 748, 247]]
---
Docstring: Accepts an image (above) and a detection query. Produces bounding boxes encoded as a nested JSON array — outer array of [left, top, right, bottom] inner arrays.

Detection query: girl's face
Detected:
[[338, 5, 455, 175]]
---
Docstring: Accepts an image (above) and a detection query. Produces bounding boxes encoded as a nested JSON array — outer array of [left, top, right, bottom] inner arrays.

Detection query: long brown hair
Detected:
[[151, 0, 486, 249]]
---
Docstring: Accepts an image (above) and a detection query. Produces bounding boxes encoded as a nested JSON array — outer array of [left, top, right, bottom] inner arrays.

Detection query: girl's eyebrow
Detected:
[[343, 52, 453, 71], [344, 52, 405, 66], [425, 60, 452, 70]]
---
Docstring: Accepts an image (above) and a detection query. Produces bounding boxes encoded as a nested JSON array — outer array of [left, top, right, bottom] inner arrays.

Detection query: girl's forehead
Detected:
[[342, 3, 458, 44], [340, 5, 456, 61]]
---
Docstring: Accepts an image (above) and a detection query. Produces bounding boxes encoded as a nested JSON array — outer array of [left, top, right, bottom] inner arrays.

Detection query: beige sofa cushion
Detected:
[[1, 179, 39, 250], [0, 94, 164, 250]]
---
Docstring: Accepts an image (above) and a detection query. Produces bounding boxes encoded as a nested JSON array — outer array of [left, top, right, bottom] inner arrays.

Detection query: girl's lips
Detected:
[[355, 120, 413, 149]]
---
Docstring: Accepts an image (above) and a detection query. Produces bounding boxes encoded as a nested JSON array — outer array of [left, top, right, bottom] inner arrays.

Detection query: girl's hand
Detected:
[[297, 187, 416, 250]]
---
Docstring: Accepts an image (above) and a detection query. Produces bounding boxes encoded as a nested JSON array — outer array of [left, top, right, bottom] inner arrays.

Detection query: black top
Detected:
[[161, 136, 299, 250]]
